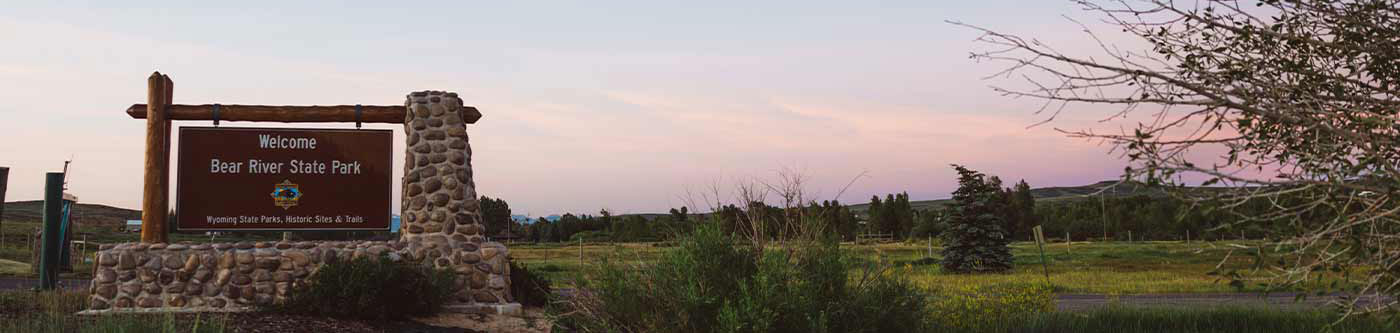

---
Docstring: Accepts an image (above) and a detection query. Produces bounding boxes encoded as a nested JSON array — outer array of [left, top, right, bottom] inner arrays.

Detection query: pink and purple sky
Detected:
[[0, 1, 1165, 216]]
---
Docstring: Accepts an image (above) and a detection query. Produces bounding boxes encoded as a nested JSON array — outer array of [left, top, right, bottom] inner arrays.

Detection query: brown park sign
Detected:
[[176, 127, 392, 231]]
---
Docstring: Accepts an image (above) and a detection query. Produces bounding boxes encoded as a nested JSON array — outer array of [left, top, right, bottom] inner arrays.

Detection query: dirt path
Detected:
[[1055, 293, 1391, 312], [412, 308, 553, 333]]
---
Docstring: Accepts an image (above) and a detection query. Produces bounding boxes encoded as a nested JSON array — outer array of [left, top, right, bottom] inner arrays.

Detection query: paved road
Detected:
[[1055, 293, 1390, 311], [0, 278, 89, 291]]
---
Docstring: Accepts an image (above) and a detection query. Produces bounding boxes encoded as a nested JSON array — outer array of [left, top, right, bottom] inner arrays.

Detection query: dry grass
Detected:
[[0, 259, 28, 276]]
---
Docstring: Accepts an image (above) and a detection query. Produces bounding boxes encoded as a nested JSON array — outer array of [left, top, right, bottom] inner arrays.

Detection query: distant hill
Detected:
[[846, 180, 1173, 215], [587, 181, 1182, 220], [2, 201, 141, 227]]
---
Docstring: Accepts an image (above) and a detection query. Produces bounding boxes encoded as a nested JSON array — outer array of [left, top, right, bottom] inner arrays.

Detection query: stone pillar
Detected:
[[401, 91, 486, 244], [401, 91, 514, 306]]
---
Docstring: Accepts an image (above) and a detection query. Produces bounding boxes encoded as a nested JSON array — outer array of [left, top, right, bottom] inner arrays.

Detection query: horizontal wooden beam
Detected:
[[124, 104, 481, 124]]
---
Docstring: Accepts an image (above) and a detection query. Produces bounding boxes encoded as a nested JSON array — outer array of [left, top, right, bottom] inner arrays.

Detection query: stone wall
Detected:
[[87, 239, 512, 311]]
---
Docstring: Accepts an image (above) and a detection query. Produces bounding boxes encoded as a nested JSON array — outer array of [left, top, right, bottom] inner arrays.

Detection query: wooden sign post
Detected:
[[140, 73, 172, 244]]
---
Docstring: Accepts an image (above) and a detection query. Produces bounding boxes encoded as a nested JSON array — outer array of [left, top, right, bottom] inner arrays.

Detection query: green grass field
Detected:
[[510, 239, 1348, 294], [3, 215, 1350, 295]]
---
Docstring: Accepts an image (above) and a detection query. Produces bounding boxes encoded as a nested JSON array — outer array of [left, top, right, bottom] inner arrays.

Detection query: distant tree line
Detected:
[[519, 209, 698, 243], [487, 173, 1277, 244], [1035, 194, 1276, 242]]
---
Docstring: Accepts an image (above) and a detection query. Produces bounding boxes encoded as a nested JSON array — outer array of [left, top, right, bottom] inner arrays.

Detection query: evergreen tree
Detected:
[[895, 192, 914, 238], [558, 213, 581, 242], [543, 219, 559, 242], [911, 208, 945, 239], [867, 195, 884, 236], [669, 206, 689, 222], [882, 194, 898, 236], [941, 165, 1014, 273], [479, 196, 512, 236], [1006, 180, 1038, 240], [835, 200, 857, 241], [619, 215, 652, 241], [599, 209, 614, 233], [866, 193, 916, 238], [528, 217, 547, 242]]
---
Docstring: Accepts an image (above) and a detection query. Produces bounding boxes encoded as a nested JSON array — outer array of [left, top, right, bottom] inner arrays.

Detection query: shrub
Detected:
[[557, 222, 935, 332], [509, 260, 553, 307], [266, 256, 455, 320]]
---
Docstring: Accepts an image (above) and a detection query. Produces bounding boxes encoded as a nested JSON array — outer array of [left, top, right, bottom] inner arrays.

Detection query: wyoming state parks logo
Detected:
[[270, 180, 302, 209]]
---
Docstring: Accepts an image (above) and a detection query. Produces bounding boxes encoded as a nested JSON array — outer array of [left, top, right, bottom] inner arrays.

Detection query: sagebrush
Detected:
[[556, 221, 935, 333], [266, 256, 455, 320]]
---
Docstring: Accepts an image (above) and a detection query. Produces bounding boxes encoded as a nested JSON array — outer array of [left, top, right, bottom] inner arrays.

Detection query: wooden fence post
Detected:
[[927, 235, 932, 258], [140, 72, 172, 244], [1033, 226, 1050, 284]]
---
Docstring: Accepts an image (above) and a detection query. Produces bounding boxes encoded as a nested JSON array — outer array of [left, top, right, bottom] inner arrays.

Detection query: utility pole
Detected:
[[0, 166, 9, 232], [39, 172, 64, 289], [0, 168, 5, 250], [1100, 193, 1107, 242]]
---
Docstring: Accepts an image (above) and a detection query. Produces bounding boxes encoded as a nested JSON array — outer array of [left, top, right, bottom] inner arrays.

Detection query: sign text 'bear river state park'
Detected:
[[176, 127, 392, 231]]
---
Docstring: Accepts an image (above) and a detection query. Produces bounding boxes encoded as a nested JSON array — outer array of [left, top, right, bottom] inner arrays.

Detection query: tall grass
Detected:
[[926, 282, 1055, 330], [0, 290, 229, 333]]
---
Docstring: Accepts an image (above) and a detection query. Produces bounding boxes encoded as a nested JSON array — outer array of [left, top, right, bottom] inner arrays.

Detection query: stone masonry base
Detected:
[[84, 239, 513, 313]]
